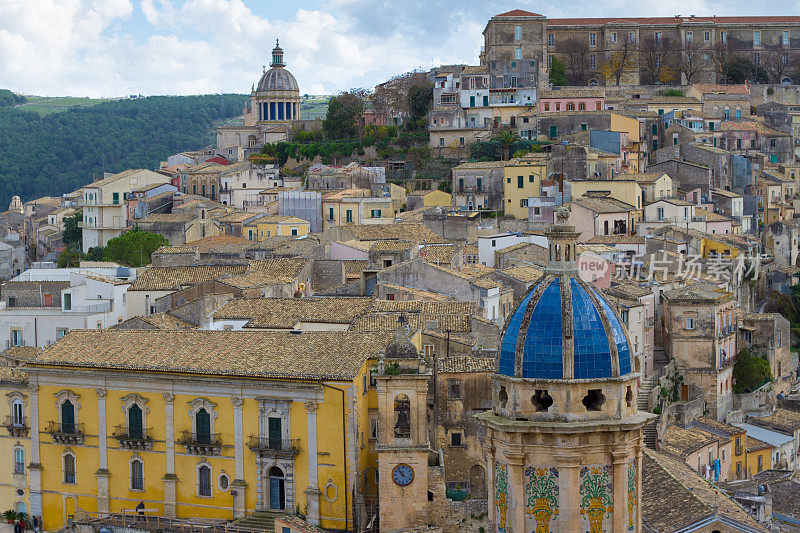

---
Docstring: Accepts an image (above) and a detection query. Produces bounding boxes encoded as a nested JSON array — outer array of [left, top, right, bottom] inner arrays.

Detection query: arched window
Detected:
[[565, 244, 571, 261], [196, 408, 211, 444], [61, 399, 75, 434], [198, 464, 212, 496], [394, 394, 411, 438], [14, 447, 24, 474], [128, 404, 143, 439], [64, 452, 76, 484], [131, 459, 144, 491], [14, 502, 26, 514]]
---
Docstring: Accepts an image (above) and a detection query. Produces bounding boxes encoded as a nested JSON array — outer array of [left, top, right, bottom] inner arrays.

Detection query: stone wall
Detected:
[[168, 293, 235, 327], [311, 260, 345, 293], [153, 280, 242, 313], [1, 280, 69, 307], [426, 466, 489, 533], [733, 381, 775, 413]]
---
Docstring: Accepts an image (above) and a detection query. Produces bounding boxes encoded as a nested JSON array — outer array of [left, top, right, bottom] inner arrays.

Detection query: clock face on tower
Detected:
[[392, 464, 414, 486]]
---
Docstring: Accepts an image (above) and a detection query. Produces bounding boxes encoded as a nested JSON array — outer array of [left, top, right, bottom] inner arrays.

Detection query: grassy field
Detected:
[[299, 95, 330, 120], [17, 95, 113, 116]]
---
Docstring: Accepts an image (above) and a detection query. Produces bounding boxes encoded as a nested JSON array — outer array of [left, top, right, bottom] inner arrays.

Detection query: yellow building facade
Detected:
[[502, 154, 548, 219], [25, 329, 394, 531], [245, 216, 311, 241], [0, 365, 30, 516], [570, 179, 643, 210]]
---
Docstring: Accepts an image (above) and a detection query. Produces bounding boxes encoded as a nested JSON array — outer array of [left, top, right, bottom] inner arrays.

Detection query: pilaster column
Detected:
[[162, 393, 177, 517], [304, 400, 321, 525], [505, 450, 526, 533], [485, 440, 496, 533], [612, 448, 631, 533], [95, 388, 110, 514], [554, 453, 582, 532], [28, 384, 43, 517], [231, 397, 246, 518], [635, 440, 643, 533]]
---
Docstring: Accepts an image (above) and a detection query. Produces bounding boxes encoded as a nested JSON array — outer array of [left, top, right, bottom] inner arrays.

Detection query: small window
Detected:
[[131, 459, 144, 491], [198, 465, 212, 496], [590, 33, 596, 47], [14, 448, 24, 474], [219, 473, 230, 491], [686, 317, 695, 330], [448, 381, 463, 399], [64, 453, 76, 484], [450, 432, 462, 447]]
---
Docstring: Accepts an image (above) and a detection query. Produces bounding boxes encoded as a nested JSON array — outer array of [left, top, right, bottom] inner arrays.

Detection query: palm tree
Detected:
[[493, 130, 519, 160]]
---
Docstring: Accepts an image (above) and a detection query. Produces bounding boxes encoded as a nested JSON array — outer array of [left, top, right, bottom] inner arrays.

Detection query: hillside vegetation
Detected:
[[0, 93, 247, 208]]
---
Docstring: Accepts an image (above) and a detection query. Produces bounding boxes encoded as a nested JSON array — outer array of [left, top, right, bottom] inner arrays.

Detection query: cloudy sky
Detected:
[[1, 0, 798, 97]]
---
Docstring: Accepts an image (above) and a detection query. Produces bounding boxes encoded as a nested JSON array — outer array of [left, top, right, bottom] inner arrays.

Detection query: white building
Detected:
[[0, 267, 134, 348], [220, 162, 282, 209], [80, 169, 171, 251]]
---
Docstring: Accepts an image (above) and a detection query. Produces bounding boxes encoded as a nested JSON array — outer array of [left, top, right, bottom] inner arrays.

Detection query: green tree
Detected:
[[62, 211, 82, 248], [102, 230, 167, 267], [57, 246, 81, 268], [493, 131, 520, 161], [733, 348, 773, 394], [85, 246, 105, 261], [322, 92, 365, 139], [407, 81, 434, 130], [0, 89, 25, 107], [549, 56, 568, 86], [725, 57, 756, 84], [664, 89, 684, 97]]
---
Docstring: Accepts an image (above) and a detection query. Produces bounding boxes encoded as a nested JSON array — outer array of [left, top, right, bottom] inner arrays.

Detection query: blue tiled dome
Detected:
[[498, 274, 633, 380]]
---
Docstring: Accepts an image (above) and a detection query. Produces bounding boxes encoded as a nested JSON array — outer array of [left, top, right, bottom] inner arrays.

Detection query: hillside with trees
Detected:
[[0, 93, 247, 208]]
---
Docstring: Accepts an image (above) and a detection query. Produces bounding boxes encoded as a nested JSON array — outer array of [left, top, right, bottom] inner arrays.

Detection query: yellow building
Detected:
[[407, 190, 452, 208], [609, 112, 643, 173], [0, 359, 31, 515], [502, 154, 548, 219], [570, 178, 643, 210], [26, 329, 398, 530], [745, 437, 772, 477], [244, 215, 310, 241], [322, 189, 393, 231]]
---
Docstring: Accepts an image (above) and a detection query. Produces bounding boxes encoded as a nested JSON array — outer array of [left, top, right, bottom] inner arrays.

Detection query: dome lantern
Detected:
[[271, 39, 285, 68]]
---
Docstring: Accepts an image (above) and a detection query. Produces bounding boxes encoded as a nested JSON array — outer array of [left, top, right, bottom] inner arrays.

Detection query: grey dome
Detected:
[[257, 67, 299, 92]]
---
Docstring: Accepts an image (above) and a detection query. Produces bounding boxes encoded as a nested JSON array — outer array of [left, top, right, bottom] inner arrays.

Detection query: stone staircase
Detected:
[[638, 375, 658, 450], [229, 511, 287, 533]]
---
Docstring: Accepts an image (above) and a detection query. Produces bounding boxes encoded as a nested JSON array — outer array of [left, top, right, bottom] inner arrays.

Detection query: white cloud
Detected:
[[1, 0, 797, 97]]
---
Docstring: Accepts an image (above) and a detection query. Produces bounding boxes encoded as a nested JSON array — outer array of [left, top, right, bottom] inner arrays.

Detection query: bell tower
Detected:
[[375, 322, 432, 532]]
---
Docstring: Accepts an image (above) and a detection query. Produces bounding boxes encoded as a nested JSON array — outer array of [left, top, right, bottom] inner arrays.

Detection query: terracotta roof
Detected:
[[211, 297, 375, 328], [615, 172, 667, 184], [419, 244, 461, 264], [494, 9, 542, 17], [694, 207, 731, 222], [570, 196, 636, 213], [0, 366, 28, 383], [605, 283, 651, 300], [33, 329, 393, 381], [137, 213, 196, 224], [748, 408, 800, 435], [660, 425, 719, 458], [539, 88, 604, 99], [83, 169, 168, 190], [692, 83, 750, 96], [369, 240, 416, 252], [746, 436, 772, 452], [695, 417, 745, 437], [130, 265, 249, 291], [586, 235, 646, 244], [642, 448, 768, 532], [461, 66, 488, 75], [437, 355, 496, 373], [663, 282, 731, 302], [113, 313, 196, 330], [216, 258, 309, 288], [721, 119, 790, 136], [372, 299, 474, 315], [452, 161, 506, 170], [499, 265, 544, 282], [343, 260, 370, 279], [376, 282, 456, 301]]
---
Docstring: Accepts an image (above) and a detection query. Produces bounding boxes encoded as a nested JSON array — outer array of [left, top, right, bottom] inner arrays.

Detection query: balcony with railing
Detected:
[[111, 425, 154, 450], [46, 421, 85, 445], [2, 416, 29, 437], [177, 430, 222, 456], [246, 436, 301, 457]]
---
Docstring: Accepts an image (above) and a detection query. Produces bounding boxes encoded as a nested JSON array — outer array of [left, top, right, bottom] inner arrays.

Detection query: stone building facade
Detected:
[[483, 10, 800, 86]]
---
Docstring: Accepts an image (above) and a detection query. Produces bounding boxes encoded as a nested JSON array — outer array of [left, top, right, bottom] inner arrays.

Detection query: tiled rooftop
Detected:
[[212, 297, 375, 328], [642, 448, 767, 532], [33, 329, 392, 381]]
